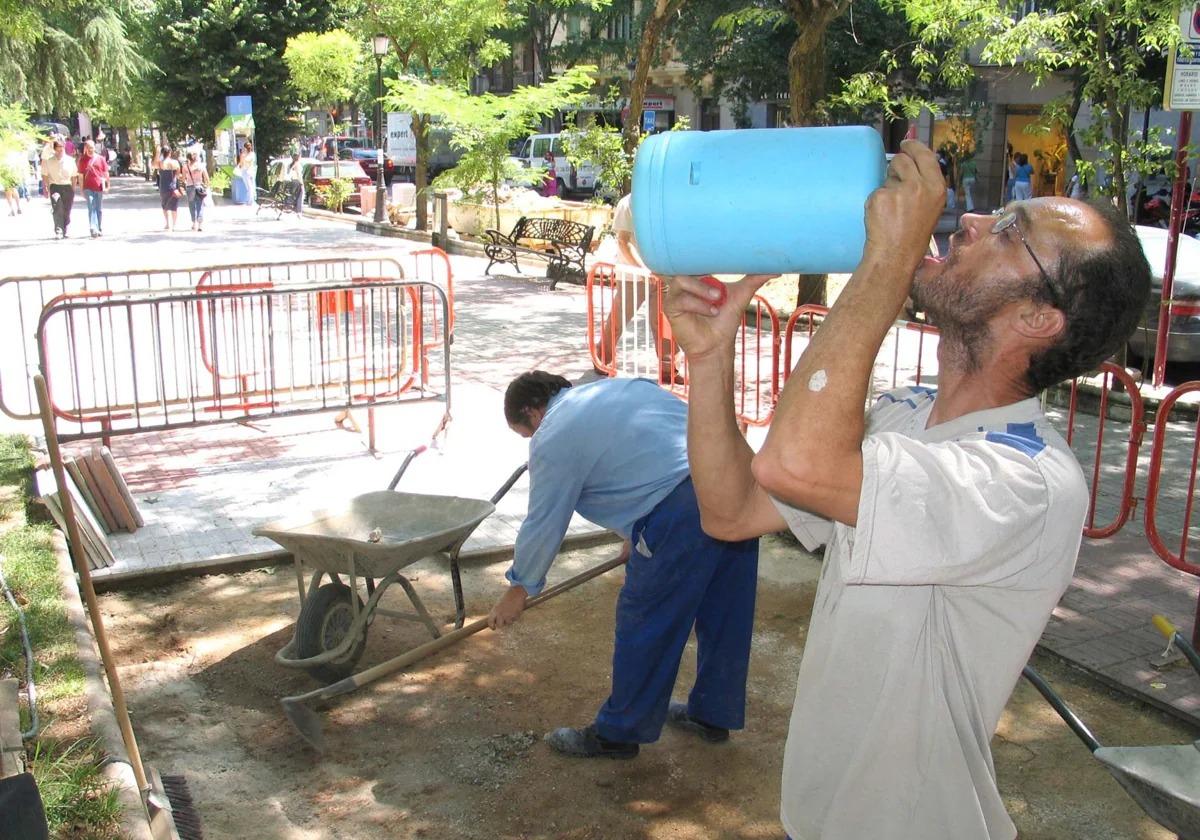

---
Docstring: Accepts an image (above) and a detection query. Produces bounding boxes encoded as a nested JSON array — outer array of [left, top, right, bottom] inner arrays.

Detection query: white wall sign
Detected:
[[1165, 5, 1200, 110], [386, 112, 417, 166]]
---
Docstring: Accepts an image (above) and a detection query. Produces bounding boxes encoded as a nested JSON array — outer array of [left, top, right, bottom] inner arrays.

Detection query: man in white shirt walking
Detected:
[[663, 140, 1152, 839]]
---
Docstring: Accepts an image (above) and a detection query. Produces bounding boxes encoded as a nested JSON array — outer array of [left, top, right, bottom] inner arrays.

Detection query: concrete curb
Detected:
[[91, 529, 622, 593], [355, 218, 493, 261], [53, 531, 154, 840]]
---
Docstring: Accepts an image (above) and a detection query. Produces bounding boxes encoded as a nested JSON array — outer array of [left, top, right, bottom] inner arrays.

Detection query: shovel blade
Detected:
[[281, 697, 326, 753]]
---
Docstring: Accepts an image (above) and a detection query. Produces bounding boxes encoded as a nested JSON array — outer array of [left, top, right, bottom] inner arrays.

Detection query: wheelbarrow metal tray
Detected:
[[254, 490, 496, 579], [1094, 744, 1200, 838]]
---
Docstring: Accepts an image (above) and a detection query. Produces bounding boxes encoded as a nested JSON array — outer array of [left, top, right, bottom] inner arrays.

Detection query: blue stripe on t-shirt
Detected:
[[984, 422, 1047, 459], [877, 387, 937, 410]]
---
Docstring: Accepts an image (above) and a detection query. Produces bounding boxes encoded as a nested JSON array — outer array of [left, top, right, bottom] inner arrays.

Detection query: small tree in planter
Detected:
[[316, 177, 355, 213], [562, 103, 691, 205], [284, 29, 362, 178], [383, 66, 595, 230]]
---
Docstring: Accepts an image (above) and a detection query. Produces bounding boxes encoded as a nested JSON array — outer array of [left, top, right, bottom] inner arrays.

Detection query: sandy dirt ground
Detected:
[[98, 535, 1197, 840]]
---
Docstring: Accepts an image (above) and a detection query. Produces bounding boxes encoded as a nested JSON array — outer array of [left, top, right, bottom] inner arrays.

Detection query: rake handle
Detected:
[[284, 552, 626, 707]]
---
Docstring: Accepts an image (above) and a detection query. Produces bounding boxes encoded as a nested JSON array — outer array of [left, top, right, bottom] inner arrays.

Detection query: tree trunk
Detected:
[[784, 0, 847, 307], [621, 0, 686, 193], [413, 112, 430, 230]]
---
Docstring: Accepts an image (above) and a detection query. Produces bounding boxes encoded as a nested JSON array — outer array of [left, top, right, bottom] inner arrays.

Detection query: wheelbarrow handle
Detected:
[[1152, 614, 1200, 677], [386, 445, 428, 491], [489, 464, 528, 505]]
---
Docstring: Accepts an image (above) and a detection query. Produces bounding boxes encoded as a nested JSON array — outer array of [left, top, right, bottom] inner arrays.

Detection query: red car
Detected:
[[304, 161, 373, 209], [324, 137, 396, 185]]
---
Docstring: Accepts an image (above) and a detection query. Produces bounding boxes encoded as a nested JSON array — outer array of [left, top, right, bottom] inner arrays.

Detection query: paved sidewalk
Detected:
[[5, 177, 1199, 727]]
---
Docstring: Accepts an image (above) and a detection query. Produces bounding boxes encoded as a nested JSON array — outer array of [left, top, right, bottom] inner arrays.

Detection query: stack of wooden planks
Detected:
[[38, 447, 143, 571]]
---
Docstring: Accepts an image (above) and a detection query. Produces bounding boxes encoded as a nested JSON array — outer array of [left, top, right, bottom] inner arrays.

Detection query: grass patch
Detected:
[[31, 739, 122, 839], [0, 434, 122, 839], [0, 522, 83, 708]]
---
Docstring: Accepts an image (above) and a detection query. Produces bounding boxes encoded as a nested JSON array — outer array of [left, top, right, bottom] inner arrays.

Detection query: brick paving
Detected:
[[4, 178, 1199, 727]]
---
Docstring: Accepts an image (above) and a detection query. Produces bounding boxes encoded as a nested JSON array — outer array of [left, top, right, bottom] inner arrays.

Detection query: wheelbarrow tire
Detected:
[[295, 582, 368, 684]]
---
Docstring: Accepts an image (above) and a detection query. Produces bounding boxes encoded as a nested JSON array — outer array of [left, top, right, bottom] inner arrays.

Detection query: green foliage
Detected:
[[0, 5, 151, 118], [209, 167, 232, 192], [562, 115, 628, 202], [145, 0, 338, 182], [0, 103, 33, 189], [839, 0, 1185, 212], [32, 739, 122, 838], [317, 176, 355, 212], [284, 29, 362, 114], [385, 66, 594, 225]]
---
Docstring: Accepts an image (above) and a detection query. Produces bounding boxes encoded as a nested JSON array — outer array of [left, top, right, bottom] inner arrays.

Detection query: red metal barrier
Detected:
[[36, 274, 451, 444], [586, 263, 779, 424], [1144, 380, 1200, 646], [1064, 362, 1146, 539], [1, 257, 435, 420]]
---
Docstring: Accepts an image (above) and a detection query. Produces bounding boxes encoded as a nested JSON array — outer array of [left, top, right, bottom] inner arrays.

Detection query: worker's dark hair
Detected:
[[504, 371, 571, 426], [1025, 201, 1151, 393]]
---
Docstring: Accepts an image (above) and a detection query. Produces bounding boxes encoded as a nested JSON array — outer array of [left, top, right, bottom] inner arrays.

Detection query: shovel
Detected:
[[281, 552, 625, 752]]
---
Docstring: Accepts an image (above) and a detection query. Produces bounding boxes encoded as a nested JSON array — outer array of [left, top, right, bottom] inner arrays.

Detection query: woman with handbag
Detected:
[[157, 146, 183, 231], [182, 152, 210, 232]]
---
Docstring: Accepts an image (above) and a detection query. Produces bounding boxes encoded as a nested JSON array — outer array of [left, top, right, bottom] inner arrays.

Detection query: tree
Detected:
[[0, 4, 151, 118], [385, 66, 595, 227], [348, 0, 517, 229], [623, 0, 686, 170], [515, 0, 612, 84], [285, 29, 362, 175], [144, 0, 339, 180], [852, 0, 1183, 216]]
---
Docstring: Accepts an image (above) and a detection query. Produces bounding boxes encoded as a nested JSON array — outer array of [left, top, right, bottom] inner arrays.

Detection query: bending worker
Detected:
[[488, 371, 759, 759], [663, 140, 1150, 838]]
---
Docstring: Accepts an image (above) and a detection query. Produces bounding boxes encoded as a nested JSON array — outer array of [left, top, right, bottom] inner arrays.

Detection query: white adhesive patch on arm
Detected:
[[808, 370, 827, 392]]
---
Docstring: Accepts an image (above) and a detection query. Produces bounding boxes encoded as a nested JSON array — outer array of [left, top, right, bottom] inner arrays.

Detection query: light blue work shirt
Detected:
[[507, 377, 690, 595]]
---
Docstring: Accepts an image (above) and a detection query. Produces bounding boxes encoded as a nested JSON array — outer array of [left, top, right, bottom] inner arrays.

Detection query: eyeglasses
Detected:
[[991, 209, 1064, 310]]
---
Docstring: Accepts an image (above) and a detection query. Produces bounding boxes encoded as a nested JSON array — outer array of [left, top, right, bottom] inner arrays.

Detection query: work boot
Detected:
[[545, 724, 638, 759], [667, 701, 729, 743]]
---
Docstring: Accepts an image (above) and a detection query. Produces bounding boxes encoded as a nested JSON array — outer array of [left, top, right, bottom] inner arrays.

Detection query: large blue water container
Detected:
[[632, 126, 887, 275]]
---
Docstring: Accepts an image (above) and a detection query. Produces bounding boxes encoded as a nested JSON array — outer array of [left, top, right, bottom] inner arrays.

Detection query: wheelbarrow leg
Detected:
[[393, 573, 442, 639], [450, 553, 466, 629]]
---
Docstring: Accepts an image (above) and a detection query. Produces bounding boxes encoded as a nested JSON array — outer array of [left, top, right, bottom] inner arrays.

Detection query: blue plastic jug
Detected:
[[631, 126, 887, 275]]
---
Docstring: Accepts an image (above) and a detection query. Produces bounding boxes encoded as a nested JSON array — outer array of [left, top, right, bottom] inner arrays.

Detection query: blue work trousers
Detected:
[[594, 477, 759, 744]]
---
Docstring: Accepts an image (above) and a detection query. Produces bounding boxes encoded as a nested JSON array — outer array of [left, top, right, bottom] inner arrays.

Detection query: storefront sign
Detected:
[[1165, 5, 1200, 109]]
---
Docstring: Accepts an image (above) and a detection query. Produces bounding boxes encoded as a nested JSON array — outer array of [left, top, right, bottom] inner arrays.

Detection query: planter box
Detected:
[[447, 199, 613, 238]]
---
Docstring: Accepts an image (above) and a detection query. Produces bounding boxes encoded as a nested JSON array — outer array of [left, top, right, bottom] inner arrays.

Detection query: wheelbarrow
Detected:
[[1022, 615, 1200, 840], [255, 449, 528, 683]]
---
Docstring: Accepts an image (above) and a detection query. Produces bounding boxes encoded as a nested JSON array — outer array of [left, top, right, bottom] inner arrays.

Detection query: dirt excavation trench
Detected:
[[100, 536, 1194, 839]]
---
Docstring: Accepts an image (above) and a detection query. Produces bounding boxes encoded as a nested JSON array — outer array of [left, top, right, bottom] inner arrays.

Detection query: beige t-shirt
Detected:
[[42, 154, 77, 185], [772, 387, 1086, 840]]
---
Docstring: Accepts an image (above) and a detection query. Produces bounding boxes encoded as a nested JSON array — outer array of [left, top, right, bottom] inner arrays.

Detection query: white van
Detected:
[[508, 133, 599, 197]]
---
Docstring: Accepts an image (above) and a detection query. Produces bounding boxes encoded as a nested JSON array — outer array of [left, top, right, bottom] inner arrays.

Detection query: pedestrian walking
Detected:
[[41, 139, 77, 239], [182, 151, 209, 232], [960, 154, 977, 212], [488, 372, 759, 760], [1, 148, 24, 216], [156, 145, 182, 231], [663, 141, 1152, 840], [78, 139, 110, 237]]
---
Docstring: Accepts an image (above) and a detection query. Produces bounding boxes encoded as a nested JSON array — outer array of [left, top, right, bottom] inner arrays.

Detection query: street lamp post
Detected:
[[372, 33, 389, 224]]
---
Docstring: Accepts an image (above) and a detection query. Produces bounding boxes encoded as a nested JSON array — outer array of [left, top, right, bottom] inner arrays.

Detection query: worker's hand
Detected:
[[864, 140, 945, 276], [487, 585, 529, 630], [662, 274, 777, 363]]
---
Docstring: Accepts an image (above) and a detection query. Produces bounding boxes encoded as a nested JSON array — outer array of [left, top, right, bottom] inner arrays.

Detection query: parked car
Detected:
[[507, 133, 599, 197], [267, 157, 372, 209], [335, 146, 395, 185], [1127, 225, 1200, 363]]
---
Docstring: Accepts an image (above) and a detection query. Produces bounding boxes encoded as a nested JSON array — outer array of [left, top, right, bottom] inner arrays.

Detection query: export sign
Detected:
[[387, 113, 417, 166]]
